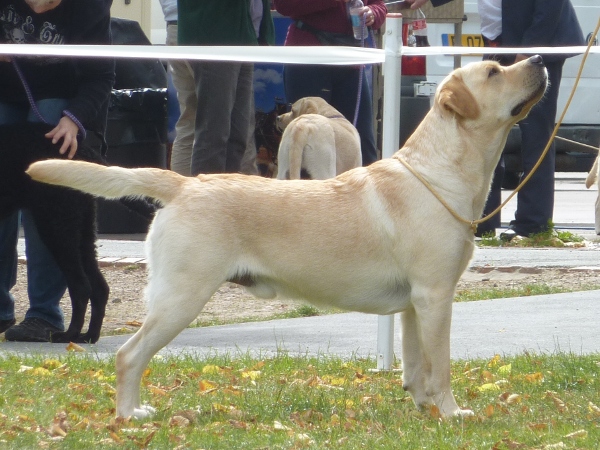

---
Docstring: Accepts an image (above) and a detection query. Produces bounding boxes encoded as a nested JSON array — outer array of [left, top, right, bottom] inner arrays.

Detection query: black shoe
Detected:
[[0, 318, 16, 334], [499, 227, 523, 242], [4, 317, 64, 343]]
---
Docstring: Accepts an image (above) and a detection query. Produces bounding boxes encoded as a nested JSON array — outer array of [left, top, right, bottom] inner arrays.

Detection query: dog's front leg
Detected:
[[400, 307, 434, 410], [404, 293, 473, 417]]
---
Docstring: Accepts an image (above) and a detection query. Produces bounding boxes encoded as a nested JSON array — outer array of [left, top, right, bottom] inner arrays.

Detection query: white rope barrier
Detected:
[[0, 43, 597, 65]]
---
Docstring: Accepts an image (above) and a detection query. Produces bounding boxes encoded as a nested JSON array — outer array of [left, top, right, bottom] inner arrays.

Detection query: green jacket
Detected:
[[178, 0, 275, 46]]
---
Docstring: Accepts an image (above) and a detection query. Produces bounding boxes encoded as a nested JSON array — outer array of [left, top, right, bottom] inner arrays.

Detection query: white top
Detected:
[[159, 0, 177, 23], [478, 0, 502, 41]]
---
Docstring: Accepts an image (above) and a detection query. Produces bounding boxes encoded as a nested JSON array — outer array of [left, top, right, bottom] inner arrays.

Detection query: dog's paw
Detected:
[[454, 408, 474, 417], [75, 332, 100, 344], [131, 405, 156, 420], [49, 331, 76, 343]]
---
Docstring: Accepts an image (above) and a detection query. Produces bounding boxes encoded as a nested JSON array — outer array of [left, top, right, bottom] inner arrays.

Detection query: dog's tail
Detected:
[[585, 154, 599, 189], [26, 160, 183, 205], [287, 126, 308, 180]]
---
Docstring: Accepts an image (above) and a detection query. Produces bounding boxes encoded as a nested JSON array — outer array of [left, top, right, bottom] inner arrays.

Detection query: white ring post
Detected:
[[376, 13, 403, 371]]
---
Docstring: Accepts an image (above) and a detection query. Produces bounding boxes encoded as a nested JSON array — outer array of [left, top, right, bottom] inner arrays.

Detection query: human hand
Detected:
[[362, 6, 375, 26], [45, 116, 79, 158], [404, 0, 430, 10]]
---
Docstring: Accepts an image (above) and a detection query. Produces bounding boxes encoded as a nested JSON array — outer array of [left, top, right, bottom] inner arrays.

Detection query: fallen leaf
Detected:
[[498, 364, 512, 376], [169, 416, 190, 427], [506, 394, 522, 405], [66, 342, 85, 353], [563, 429, 587, 439], [202, 365, 221, 374], [478, 383, 501, 392], [524, 372, 543, 383], [125, 320, 143, 327], [527, 422, 548, 431], [199, 379, 218, 392], [274, 420, 291, 431], [588, 402, 600, 416]]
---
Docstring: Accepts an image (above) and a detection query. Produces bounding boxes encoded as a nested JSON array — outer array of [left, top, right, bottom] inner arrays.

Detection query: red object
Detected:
[[401, 23, 426, 76]]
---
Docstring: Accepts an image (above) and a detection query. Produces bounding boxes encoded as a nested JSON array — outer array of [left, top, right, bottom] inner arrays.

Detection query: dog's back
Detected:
[[278, 114, 337, 180]]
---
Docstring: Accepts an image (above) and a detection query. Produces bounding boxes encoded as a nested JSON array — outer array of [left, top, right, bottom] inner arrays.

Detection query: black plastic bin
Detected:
[[96, 88, 167, 234], [95, 18, 168, 234]]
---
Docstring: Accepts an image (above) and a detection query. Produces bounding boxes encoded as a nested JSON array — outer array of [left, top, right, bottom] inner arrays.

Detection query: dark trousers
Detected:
[[479, 59, 564, 236], [283, 64, 379, 165]]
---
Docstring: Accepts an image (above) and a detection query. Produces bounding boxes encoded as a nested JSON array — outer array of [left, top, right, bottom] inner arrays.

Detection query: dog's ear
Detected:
[[301, 98, 320, 115], [437, 75, 480, 120]]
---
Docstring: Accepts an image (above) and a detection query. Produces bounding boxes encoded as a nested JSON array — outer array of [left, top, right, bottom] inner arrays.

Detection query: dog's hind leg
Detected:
[[77, 211, 109, 344], [29, 213, 91, 343], [116, 276, 220, 419]]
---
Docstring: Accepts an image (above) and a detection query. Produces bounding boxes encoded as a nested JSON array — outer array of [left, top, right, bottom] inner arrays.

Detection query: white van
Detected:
[[426, 0, 600, 177]]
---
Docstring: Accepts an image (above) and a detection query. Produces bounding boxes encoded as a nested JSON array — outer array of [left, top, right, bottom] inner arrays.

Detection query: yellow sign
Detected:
[[443, 34, 485, 47]]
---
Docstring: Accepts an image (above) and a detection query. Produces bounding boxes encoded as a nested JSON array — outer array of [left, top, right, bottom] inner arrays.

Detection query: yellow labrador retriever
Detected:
[[27, 56, 547, 419], [275, 97, 362, 179]]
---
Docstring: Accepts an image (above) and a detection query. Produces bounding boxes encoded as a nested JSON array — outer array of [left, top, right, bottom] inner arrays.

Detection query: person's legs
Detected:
[[476, 159, 505, 236], [20, 209, 65, 329], [331, 66, 378, 165], [283, 64, 333, 105], [166, 23, 196, 176], [240, 85, 259, 176], [325, 66, 379, 166], [3, 98, 68, 339], [509, 61, 564, 236], [191, 61, 245, 175], [226, 63, 253, 173], [0, 102, 28, 333], [0, 212, 19, 331]]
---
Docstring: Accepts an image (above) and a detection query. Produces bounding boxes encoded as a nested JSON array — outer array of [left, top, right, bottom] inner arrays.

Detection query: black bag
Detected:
[[295, 20, 362, 47]]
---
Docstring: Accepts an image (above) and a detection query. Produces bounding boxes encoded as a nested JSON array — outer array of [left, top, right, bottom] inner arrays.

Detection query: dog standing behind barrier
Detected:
[[275, 97, 362, 179]]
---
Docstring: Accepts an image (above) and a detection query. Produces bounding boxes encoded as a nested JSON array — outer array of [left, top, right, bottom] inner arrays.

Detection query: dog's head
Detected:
[[435, 56, 548, 127], [276, 97, 338, 131]]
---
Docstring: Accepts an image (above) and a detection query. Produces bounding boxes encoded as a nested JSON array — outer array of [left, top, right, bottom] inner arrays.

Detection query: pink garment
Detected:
[[273, 0, 387, 46]]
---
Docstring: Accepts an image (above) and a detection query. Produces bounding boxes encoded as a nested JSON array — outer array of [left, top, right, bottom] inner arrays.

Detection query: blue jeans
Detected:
[[0, 99, 69, 329]]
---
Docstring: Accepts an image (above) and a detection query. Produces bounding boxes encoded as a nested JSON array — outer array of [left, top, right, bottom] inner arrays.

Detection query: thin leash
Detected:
[[397, 17, 600, 234], [11, 57, 87, 141], [352, 15, 375, 128], [11, 58, 50, 125]]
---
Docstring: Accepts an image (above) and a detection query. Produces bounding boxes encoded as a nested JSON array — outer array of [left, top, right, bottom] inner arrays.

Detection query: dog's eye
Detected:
[[488, 67, 500, 78]]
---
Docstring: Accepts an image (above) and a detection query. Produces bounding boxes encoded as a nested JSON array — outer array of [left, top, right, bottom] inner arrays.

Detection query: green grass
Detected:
[[455, 283, 600, 302], [189, 304, 329, 329], [478, 225, 585, 248], [0, 352, 598, 449]]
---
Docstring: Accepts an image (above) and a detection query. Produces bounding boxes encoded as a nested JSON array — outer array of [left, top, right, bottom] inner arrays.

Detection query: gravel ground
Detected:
[[7, 260, 600, 338]]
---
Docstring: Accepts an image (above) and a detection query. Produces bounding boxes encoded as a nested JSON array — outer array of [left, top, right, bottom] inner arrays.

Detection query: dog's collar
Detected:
[[326, 114, 346, 120]]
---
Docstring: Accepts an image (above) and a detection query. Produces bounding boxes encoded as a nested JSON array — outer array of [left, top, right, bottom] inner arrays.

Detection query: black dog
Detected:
[[0, 122, 141, 343]]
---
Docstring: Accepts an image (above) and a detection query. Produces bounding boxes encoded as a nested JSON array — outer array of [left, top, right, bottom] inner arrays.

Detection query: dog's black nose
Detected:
[[529, 55, 544, 65]]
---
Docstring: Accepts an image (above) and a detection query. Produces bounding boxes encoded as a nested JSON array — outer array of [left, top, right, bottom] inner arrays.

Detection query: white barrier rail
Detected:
[[0, 44, 598, 64]]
